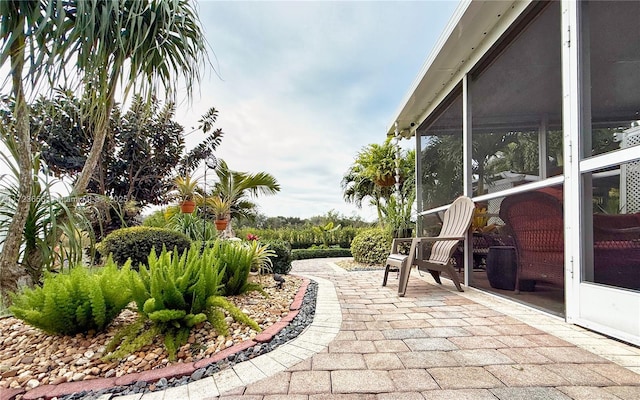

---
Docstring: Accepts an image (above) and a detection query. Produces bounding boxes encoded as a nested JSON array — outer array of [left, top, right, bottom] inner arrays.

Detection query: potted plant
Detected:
[[208, 195, 231, 230], [173, 175, 200, 213], [358, 141, 398, 187], [471, 204, 498, 234]]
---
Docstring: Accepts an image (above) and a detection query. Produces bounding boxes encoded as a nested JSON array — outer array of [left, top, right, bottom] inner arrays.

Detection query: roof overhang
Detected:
[[387, 0, 531, 138]]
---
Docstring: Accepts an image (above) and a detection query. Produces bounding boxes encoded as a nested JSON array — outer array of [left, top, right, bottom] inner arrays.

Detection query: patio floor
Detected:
[[95, 258, 640, 399]]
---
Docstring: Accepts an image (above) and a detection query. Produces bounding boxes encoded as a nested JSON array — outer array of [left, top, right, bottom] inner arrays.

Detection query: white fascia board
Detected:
[[386, 0, 470, 137], [387, 0, 531, 138]]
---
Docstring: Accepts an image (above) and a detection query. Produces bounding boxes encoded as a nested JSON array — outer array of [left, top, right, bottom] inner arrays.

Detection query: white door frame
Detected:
[[562, 0, 640, 346]]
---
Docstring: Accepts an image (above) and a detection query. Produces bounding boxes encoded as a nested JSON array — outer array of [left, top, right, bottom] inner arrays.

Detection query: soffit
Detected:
[[387, 0, 524, 137]]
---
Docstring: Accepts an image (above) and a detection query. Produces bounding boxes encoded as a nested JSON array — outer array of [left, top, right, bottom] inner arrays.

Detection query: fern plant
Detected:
[[105, 243, 261, 361], [10, 258, 133, 335]]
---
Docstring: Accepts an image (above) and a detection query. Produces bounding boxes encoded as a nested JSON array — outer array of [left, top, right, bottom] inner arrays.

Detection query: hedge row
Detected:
[[235, 226, 365, 249], [291, 248, 352, 260]]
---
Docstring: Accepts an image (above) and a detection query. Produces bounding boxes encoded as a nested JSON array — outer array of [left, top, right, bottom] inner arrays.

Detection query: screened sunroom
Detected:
[[388, 0, 640, 346]]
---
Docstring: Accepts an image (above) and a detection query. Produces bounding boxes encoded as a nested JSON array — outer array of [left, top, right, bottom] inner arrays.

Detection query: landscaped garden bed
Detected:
[[0, 274, 302, 393]]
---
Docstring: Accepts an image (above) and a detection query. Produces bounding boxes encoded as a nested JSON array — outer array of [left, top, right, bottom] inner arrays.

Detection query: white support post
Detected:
[[562, 0, 582, 321], [394, 122, 401, 198], [415, 126, 422, 236], [462, 74, 473, 287]]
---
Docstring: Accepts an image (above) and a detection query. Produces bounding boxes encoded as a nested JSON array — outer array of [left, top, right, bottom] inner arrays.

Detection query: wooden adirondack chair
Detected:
[[382, 196, 475, 296]]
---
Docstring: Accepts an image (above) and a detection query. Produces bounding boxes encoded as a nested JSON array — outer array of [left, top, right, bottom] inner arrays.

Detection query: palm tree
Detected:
[[420, 135, 464, 209], [472, 132, 518, 195], [341, 164, 389, 222], [209, 160, 280, 236], [1, 0, 211, 296], [341, 139, 415, 223], [67, 0, 210, 199]]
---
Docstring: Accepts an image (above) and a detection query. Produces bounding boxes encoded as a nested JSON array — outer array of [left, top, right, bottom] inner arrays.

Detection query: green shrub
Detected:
[[261, 239, 292, 274], [350, 228, 392, 265], [236, 226, 364, 249], [291, 248, 352, 260], [105, 243, 260, 361], [142, 209, 170, 228], [10, 259, 133, 335], [207, 240, 266, 296], [98, 226, 191, 269], [167, 212, 218, 241]]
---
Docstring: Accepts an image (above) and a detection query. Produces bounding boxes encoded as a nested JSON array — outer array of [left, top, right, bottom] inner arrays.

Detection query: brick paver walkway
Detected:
[[122, 258, 640, 400]]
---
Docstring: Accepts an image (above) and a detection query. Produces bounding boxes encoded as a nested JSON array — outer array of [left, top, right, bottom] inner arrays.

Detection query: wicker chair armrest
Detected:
[[596, 226, 640, 235]]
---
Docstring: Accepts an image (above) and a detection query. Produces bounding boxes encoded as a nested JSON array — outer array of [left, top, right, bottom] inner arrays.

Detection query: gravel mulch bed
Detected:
[[60, 280, 318, 400], [0, 274, 305, 395], [333, 258, 385, 271]]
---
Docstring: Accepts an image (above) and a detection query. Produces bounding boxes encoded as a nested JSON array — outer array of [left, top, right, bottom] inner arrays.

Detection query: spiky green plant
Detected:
[[9, 257, 133, 335], [248, 240, 275, 275], [104, 243, 261, 361], [0, 137, 96, 285], [207, 240, 265, 296], [167, 212, 217, 241]]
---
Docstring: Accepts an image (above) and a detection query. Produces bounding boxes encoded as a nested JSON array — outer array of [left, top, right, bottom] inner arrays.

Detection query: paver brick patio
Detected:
[[311, 353, 366, 370], [489, 386, 572, 400], [377, 392, 424, 400], [421, 388, 502, 400], [25, 258, 637, 400], [373, 339, 410, 352], [427, 366, 505, 389], [387, 369, 439, 391], [288, 371, 331, 394], [397, 350, 460, 369], [242, 372, 290, 395], [591, 385, 640, 399], [403, 337, 459, 351], [484, 364, 571, 387], [330, 370, 395, 393], [381, 327, 427, 340], [362, 352, 404, 370], [353, 330, 385, 341], [584, 363, 640, 385], [556, 386, 623, 400], [450, 348, 515, 366]]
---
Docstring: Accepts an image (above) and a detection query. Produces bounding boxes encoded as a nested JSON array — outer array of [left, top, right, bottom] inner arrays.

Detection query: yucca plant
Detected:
[[0, 146, 96, 285], [104, 243, 260, 361], [0, 0, 213, 302]]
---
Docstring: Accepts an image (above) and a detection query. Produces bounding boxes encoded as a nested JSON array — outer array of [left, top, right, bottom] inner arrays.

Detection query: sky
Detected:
[[0, 0, 459, 222], [171, 0, 459, 221]]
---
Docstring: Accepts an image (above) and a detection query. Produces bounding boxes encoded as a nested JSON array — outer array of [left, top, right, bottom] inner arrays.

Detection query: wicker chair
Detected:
[[499, 187, 640, 290]]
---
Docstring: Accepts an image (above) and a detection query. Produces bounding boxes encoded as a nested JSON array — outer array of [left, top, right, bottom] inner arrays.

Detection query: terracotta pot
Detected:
[[180, 200, 196, 213], [214, 219, 228, 231], [374, 174, 396, 187]]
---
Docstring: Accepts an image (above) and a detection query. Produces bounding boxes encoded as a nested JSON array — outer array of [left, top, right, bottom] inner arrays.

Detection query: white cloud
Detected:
[[0, 0, 458, 222]]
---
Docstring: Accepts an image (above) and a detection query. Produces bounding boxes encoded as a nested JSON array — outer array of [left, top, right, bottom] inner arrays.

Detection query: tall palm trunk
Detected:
[[0, 36, 33, 300], [73, 67, 119, 198], [22, 72, 119, 277], [222, 211, 235, 238]]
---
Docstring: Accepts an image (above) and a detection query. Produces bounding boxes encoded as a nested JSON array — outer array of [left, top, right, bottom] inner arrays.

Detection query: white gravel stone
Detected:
[[26, 379, 40, 389], [0, 274, 302, 392]]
